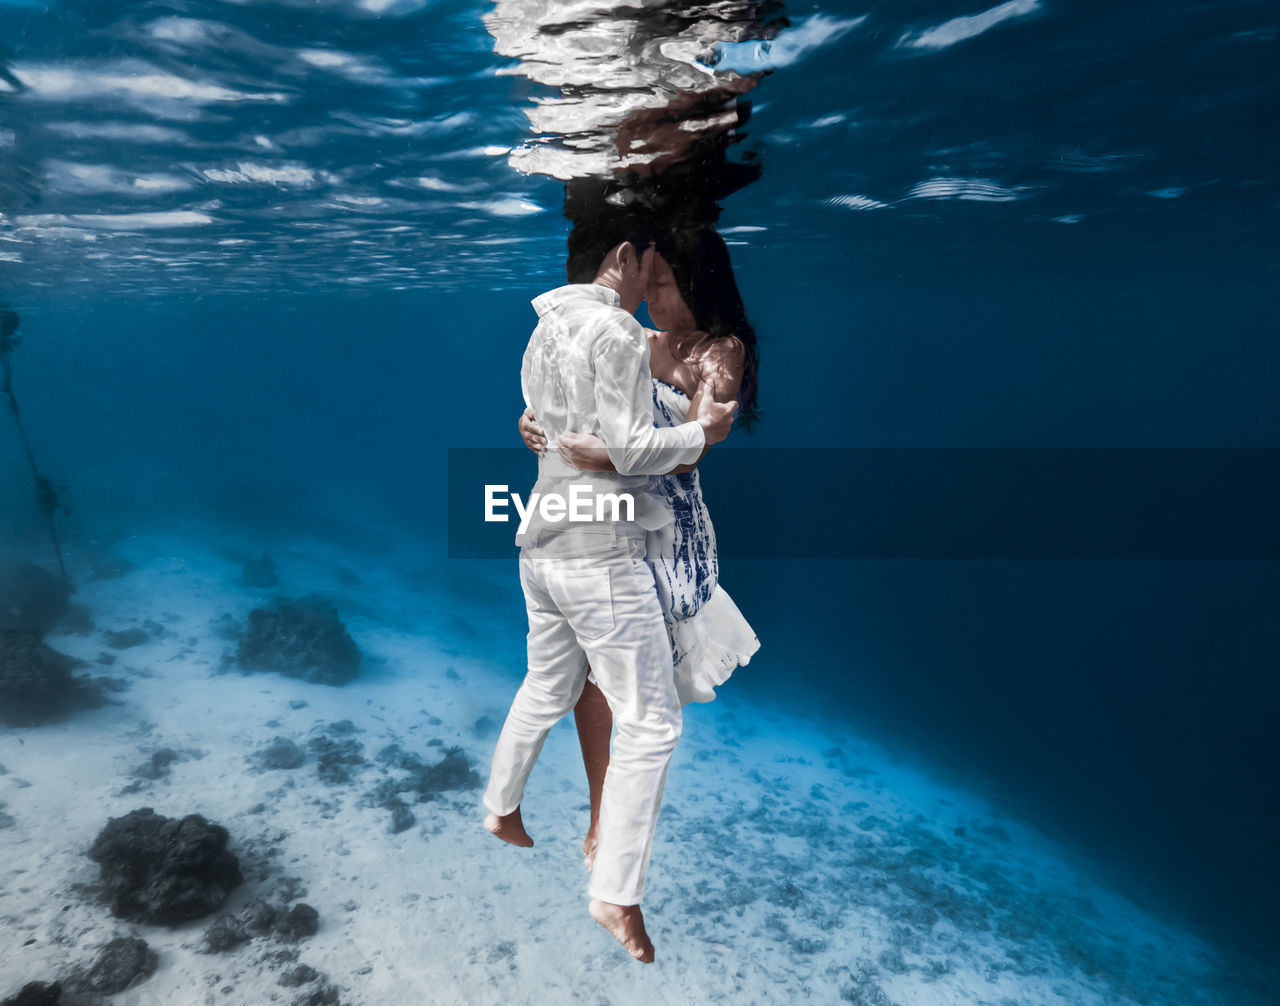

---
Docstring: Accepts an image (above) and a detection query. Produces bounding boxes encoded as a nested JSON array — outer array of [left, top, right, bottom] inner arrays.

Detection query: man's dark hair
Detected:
[[563, 180, 657, 284]]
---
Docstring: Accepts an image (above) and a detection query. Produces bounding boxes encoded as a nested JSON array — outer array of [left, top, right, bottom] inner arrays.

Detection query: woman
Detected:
[[518, 224, 761, 867]]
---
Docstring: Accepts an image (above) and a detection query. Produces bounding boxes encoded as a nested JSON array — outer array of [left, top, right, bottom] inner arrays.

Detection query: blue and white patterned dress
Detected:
[[645, 377, 760, 705]]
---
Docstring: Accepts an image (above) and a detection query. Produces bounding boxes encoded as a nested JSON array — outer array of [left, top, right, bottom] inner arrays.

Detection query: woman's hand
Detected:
[[518, 407, 547, 457], [558, 431, 616, 472]]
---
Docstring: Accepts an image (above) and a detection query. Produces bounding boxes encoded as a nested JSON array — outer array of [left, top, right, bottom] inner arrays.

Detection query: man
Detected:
[[482, 221, 737, 962]]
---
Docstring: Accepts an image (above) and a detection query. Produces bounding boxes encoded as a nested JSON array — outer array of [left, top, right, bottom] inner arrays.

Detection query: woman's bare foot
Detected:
[[588, 899, 655, 963], [484, 806, 533, 847], [582, 822, 599, 870]]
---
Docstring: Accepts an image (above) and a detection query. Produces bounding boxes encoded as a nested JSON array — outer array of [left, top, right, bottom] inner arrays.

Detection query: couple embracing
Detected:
[[482, 214, 760, 962]]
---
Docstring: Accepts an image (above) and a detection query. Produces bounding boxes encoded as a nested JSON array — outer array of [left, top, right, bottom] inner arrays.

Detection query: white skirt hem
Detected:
[[671, 584, 759, 706]]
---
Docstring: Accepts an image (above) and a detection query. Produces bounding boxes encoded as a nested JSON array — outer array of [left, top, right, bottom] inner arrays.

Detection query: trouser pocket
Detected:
[[544, 567, 615, 640]]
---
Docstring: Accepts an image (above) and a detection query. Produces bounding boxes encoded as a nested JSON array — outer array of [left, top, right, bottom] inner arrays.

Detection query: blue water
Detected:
[[2, 0, 1277, 999]]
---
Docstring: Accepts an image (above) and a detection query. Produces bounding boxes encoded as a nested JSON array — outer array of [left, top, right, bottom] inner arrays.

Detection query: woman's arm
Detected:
[[518, 406, 547, 457]]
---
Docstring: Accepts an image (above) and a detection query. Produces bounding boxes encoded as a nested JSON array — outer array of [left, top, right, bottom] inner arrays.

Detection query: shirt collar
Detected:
[[531, 283, 622, 316]]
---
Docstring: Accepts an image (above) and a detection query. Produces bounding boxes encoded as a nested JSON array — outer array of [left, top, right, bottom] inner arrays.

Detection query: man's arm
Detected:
[[562, 333, 742, 474], [591, 318, 707, 476]]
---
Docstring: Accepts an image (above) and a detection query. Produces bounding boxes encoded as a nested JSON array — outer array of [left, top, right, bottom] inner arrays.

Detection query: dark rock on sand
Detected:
[[87, 808, 243, 925], [293, 983, 341, 1006], [0, 630, 100, 727], [420, 746, 481, 792], [239, 898, 279, 933], [0, 562, 70, 637], [366, 744, 480, 831], [103, 627, 148, 650], [0, 801, 15, 829], [205, 915, 251, 953], [120, 749, 193, 794], [375, 744, 481, 800], [309, 735, 365, 785], [275, 903, 319, 941], [235, 598, 360, 686], [0, 630, 71, 725], [272, 876, 307, 903], [280, 964, 319, 988], [471, 716, 497, 739], [387, 801, 415, 834], [241, 553, 279, 589], [254, 737, 306, 771], [78, 936, 157, 995], [261, 947, 301, 969], [0, 981, 61, 1006], [133, 748, 184, 781]]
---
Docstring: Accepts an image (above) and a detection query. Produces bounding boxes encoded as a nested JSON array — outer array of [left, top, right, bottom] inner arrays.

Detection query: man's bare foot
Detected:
[[588, 899, 654, 963], [484, 807, 533, 847], [582, 822, 599, 870]]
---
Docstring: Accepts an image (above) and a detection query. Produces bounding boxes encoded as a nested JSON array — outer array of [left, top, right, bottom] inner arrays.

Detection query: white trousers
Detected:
[[483, 523, 682, 906]]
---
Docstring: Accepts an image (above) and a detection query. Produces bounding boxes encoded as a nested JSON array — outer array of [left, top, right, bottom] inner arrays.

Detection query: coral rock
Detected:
[[0, 981, 61, 1006], [80, 936, 157, 995], [0, 562, 69, 637], [87, 808, 243, 925], [235, 598, 360, 686], [275, 903, 320, 942], [0, 631, 79, 726]]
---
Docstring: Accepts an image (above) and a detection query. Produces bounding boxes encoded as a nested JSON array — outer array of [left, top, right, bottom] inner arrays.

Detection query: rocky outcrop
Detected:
[[87, 809, 243, 925], [275, 903, 320, 942], [235, 598, 360, 686], [0, 562, 69, 636], [252, 737, 306, 771], [0, 630, 101, 727], [76, 937, 157, 996], [0, 983, 61, 1006]]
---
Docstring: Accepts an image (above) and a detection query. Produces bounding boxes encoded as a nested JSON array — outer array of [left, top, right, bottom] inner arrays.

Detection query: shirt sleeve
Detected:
[[591, 316, 705, 476]]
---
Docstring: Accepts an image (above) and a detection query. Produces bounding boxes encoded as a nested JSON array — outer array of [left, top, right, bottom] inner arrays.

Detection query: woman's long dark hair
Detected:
[[653, 225, 760, 427]]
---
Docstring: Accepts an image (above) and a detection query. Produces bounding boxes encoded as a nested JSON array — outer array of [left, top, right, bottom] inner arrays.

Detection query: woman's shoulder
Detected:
[[692, 333, 746, 376]]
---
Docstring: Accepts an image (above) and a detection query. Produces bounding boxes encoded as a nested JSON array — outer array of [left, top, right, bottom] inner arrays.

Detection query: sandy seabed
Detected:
[[0, 526, 1268, 1006]]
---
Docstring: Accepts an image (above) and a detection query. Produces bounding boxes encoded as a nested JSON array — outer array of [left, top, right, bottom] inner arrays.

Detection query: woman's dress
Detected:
[[645, 377, 759, 705]]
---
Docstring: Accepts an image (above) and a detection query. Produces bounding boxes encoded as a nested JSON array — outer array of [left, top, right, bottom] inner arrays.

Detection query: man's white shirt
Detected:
[[518, 283, 705, 542]]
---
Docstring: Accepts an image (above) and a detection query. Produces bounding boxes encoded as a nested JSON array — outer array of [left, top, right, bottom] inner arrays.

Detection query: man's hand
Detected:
[[558, 431, 615, 472], [696, 394, 737, 446], [518, 407, 547, 457]]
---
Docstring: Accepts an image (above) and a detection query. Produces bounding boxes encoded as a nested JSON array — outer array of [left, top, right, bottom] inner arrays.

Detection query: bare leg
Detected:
[[483, 805, 534, 847], [589, 899, 655, 963], [572, 673, 613, 869]]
